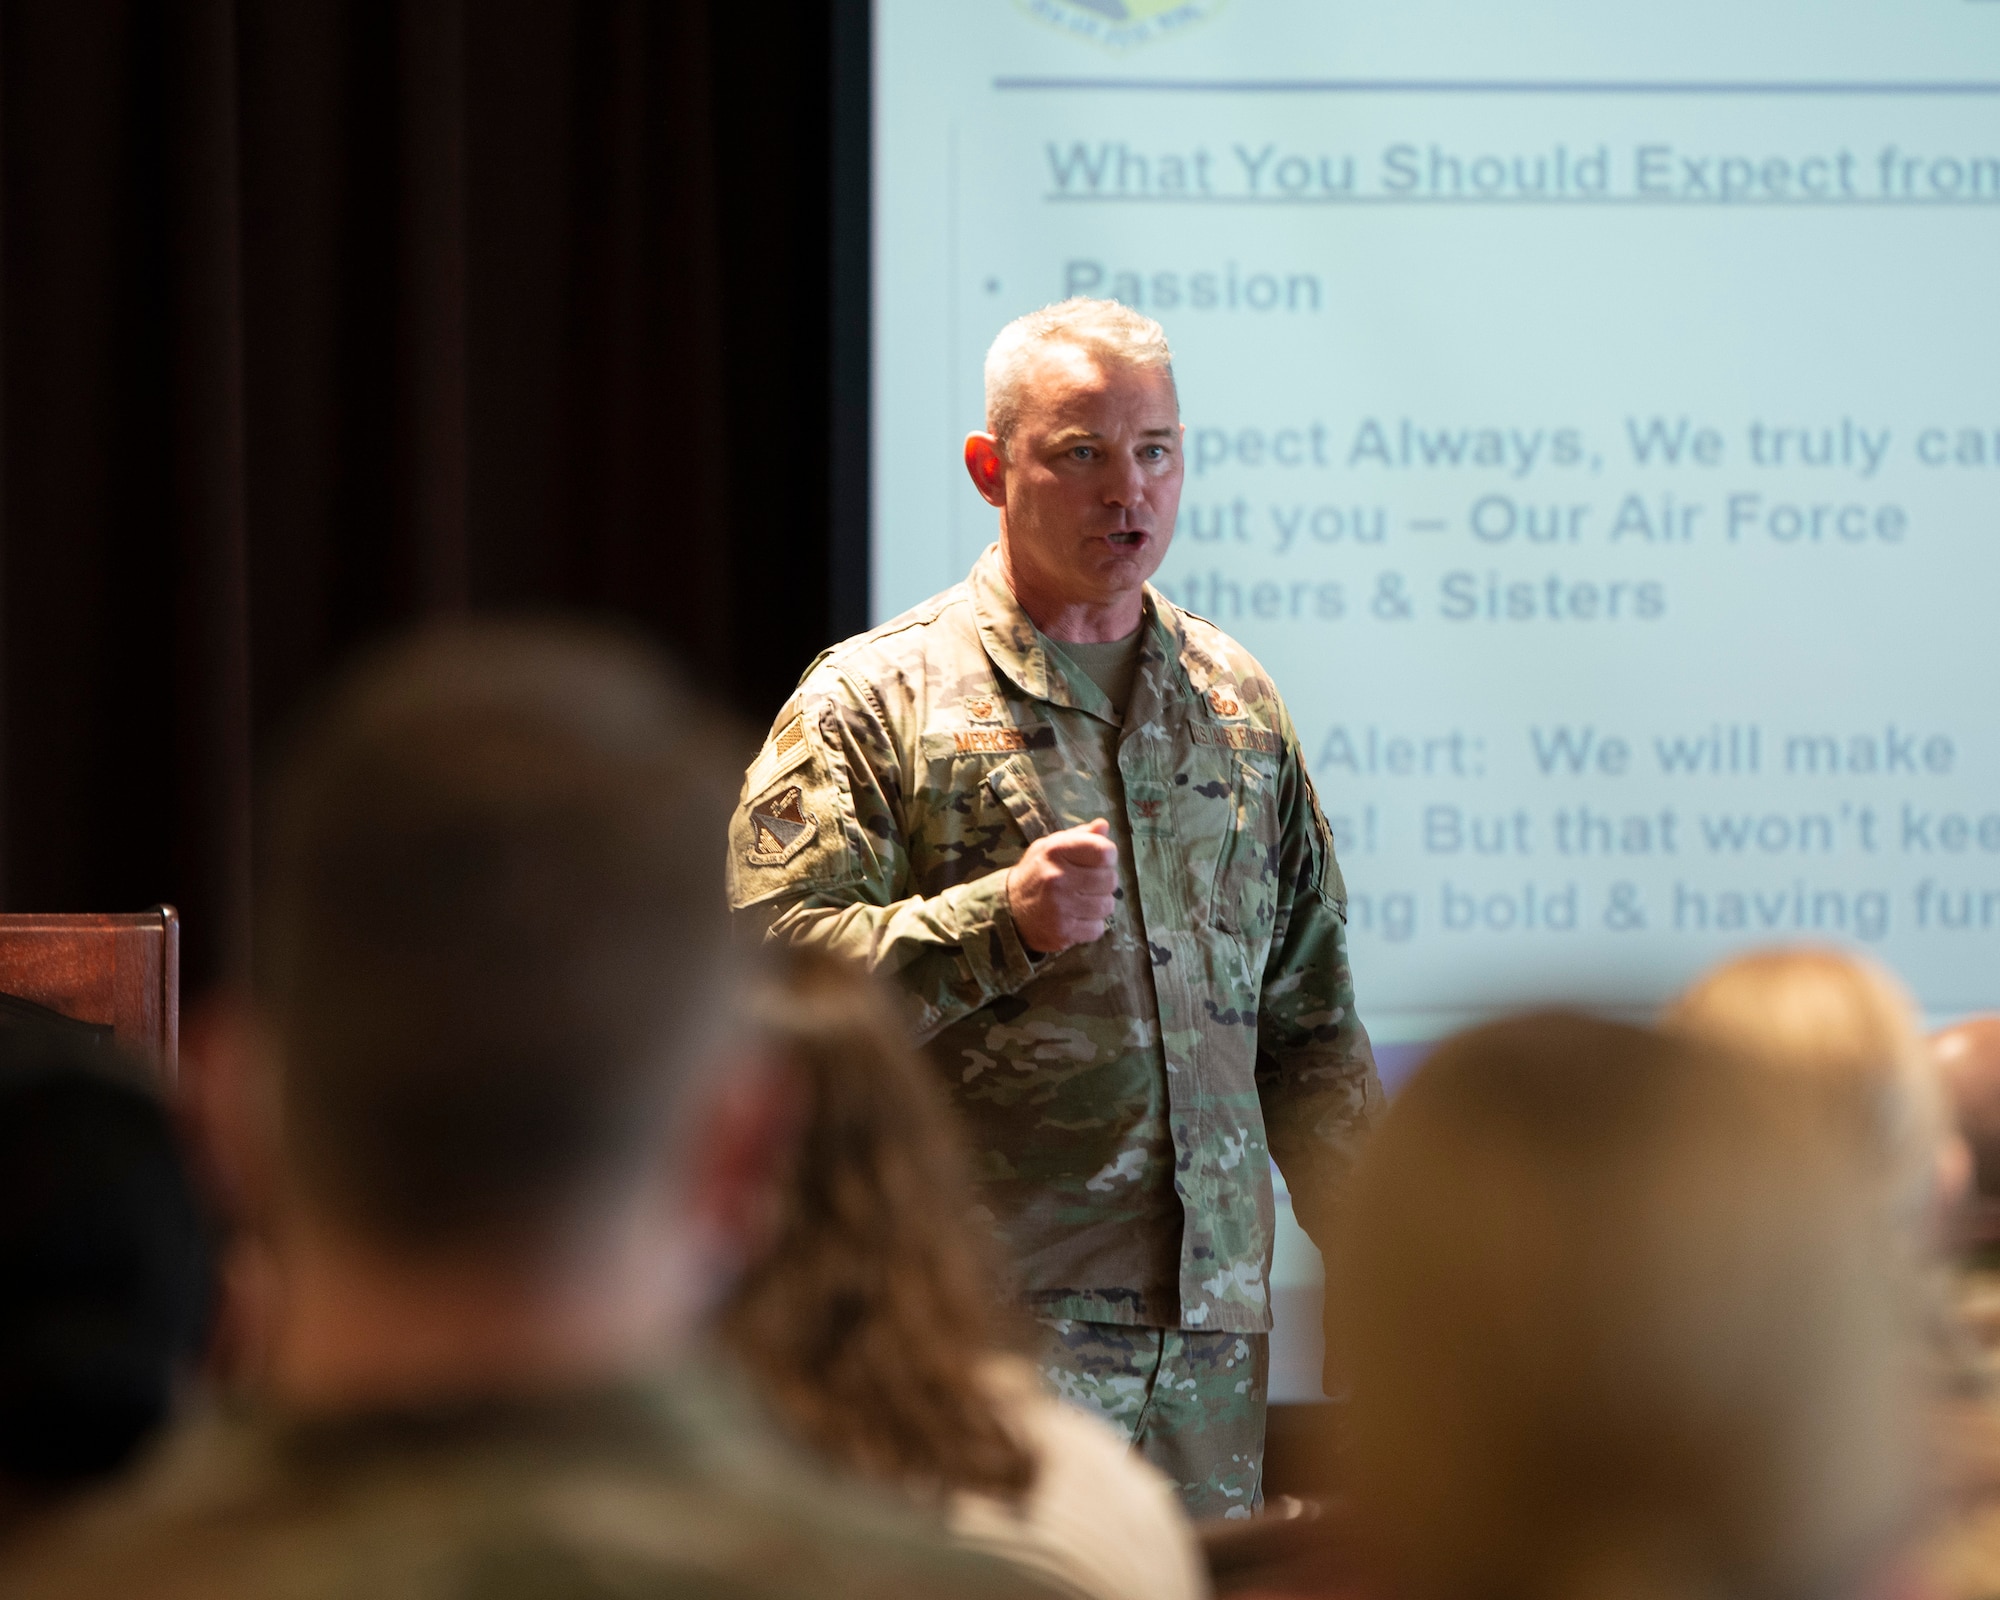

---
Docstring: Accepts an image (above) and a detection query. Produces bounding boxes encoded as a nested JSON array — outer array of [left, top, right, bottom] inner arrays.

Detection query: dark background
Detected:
[[0, 0, 868, 993]]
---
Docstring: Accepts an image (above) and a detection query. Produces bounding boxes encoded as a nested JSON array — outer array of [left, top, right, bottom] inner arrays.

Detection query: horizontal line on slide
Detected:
[[1045, 193, 2000, 206], [997, 78, 2000, 95]]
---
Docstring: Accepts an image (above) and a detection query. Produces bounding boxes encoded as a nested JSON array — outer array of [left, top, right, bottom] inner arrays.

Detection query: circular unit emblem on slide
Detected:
[[1013, 0, 1231, 51]]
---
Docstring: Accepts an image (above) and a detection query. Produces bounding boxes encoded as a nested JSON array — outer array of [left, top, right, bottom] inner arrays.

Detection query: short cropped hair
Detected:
[[257, 621, 746, 1256], [1335, 1013, 1917, 1600], [982, 297, 1176, 449]]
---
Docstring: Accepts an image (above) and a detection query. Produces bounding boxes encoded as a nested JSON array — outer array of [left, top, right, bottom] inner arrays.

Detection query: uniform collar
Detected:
[[968, 543, 1198, 715]]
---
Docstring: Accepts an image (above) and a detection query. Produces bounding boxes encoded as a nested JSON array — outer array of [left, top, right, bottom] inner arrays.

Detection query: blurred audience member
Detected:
[[724, 944, 1208, 1600], [1332, 1013, 1919, 1600], [1920, 1016, 2000, 1600], [1664, 946, 1954, 1236], [2, 623, 1057, 1600], [1936, 1018, 2000, 1265], [0, 1022, 210, 1549]]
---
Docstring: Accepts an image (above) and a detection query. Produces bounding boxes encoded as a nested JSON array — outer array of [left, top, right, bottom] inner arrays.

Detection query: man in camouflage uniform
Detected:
[[729, 299, 1383, 1518], [4, 626, 1057, 1600]]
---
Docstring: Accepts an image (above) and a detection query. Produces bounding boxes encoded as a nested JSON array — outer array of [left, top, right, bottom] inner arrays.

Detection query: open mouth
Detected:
[[1106, 529, 1148, 549]]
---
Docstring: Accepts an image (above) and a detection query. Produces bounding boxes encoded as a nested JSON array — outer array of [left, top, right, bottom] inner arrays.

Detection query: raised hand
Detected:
[[1007, 818, 1120, 954]]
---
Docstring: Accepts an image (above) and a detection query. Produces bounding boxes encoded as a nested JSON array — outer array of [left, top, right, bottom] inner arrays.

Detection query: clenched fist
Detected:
[[1007, 818, 1120, 955]]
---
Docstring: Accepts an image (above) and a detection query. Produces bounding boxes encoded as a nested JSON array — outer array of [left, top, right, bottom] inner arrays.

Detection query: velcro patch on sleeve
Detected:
[[1191, 723, 1281, 756], [1307, 776, 1348, 915], [744, 784, 817, 865], [748, 710, 816, 792]]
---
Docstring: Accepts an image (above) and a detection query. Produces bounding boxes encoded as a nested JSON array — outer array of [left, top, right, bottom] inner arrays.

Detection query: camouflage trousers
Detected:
[[1032, 1318, 1268, 1521]]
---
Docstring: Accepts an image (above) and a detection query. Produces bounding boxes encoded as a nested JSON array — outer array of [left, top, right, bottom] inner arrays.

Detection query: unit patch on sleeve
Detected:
[[745, 785, 817, 865]]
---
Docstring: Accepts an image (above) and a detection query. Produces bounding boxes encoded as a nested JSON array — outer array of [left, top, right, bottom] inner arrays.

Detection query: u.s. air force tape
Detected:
[[1191, 723, 1280, 756]]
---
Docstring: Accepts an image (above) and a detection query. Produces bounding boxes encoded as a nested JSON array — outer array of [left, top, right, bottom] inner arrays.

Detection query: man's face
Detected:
[[970, 345, 1183, 610]]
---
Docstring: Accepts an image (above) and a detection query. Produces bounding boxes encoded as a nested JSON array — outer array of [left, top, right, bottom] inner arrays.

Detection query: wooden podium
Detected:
[[0, 907, 181, 1079]]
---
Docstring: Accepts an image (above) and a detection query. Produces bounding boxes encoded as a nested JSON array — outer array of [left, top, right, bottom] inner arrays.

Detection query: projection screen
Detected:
[[872, 0, 2000, 1395]]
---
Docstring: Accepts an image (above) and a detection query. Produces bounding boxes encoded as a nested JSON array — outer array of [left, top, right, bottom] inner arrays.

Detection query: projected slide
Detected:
[[874, 0, 2000, 1049]]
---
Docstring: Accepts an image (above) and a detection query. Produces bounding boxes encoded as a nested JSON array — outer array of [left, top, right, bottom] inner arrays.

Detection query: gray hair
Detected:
[[982, 297, 1176, 449]]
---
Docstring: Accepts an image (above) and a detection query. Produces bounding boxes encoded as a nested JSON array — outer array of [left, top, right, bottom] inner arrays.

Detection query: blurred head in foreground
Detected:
[[0, 1026, 209, 1540], [249, 620, 761, 1403], [5, 631, 1055, 1600], [1334, 1013, 1918, 1600], [1933, 1018, 2000, 1251], [1664, 946, 1955, 1237], [721, 945, 1034, 1503]]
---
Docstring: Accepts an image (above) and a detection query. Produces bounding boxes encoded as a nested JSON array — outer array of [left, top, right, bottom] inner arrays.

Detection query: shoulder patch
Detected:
[[1303, 770, 1349, 915], [772, 713, 806, 759], [746, 709, 816, 793], [745, 785, 818, 865]]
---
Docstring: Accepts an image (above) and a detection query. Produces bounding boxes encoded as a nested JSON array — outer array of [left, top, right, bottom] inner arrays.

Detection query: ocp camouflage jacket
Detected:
[[728, 547, 1383, 1333]]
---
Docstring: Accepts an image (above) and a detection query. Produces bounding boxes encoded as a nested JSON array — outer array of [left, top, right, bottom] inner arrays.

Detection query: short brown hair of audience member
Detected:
[[1664, 946, 1961, 1240], [1332, 1013, 1921, 1600], [3, 622, 1059, 1600], [723, 945, 1209, 1600]]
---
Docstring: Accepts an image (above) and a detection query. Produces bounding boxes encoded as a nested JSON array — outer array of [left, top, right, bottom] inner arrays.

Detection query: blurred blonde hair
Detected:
[[1334, 1013, 1919, 1600], [983, 297, 1175, 449], [1663, 947, 1947, 1232]]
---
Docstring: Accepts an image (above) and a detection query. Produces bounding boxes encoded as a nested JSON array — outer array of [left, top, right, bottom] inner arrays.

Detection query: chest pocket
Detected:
[[1212, 752, 1283, 946], [910, 741, 1056, 894], [986, 753, 1056, 843], [1176, 726, 1283, 947]]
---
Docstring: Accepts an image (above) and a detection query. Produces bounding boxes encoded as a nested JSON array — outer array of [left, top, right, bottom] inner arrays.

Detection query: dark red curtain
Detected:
[[0, 0, 852, 992]]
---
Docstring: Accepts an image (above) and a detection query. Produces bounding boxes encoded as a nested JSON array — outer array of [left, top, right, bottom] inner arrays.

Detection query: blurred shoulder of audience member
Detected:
[[0, 1021, 210, 1551], [724, 945, 1208, 1600], [1333, 1012, 1920, 1600], [1664, 945, 1956, 1237], [1, 621, 1060, 1600]]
